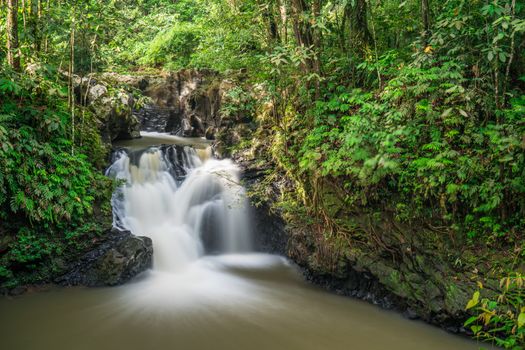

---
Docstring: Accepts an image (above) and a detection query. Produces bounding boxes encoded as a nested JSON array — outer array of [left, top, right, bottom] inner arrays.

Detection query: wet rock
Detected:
[[67, 73, 141, 143], [182, 114, 205, 137], [238, 154, 477, 334], [96, 93, 141, 142], [403, 308, 419, 320], [205, 126, 216, 140], [56, 228, 153, 287], [8, 285, 27, 296], [237, 159, 288, 255], [0, 235, 12, 254], [134, 104, 180, 133]]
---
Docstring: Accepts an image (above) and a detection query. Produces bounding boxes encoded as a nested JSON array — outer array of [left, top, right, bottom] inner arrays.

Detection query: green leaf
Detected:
[[464, 316, 479, 327], [471, 325, 482, 334], [466, 291, 480, 310], [518, 312, 525, 328], [441, 108, 453, 117]]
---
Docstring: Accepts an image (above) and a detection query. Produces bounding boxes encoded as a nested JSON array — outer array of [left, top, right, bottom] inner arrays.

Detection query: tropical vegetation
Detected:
[[1, 0, 524, 347]]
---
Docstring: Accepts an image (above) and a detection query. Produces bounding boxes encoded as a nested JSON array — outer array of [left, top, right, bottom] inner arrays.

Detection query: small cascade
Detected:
[[106, 145, 252, 272]]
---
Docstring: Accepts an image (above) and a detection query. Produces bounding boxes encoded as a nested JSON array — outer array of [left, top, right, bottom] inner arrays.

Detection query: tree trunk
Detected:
[[6, 0, 21, 71], [311, 0, 322, 97], [421, 0, 431, 46], [260, 0, 280, 43], [290, 0, 307, 47], [44, 0, 50, 52], [21, 0, 26, 31], [346, 0, 371, 56], [278, 0, 288, 43], [69, 13, 76, 154], [29, 0, 41, 52], [290, 0, 314, 60]]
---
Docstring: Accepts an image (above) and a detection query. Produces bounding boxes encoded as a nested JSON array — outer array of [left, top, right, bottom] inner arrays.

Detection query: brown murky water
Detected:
[[0, 254, 481, 350]]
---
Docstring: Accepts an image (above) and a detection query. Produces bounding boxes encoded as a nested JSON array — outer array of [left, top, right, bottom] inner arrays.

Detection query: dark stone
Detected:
[[138, 78, 149, 91], [403, 308, 419, 320], [137, 70, 223, 138], [186, 114, 205, 137], [251, 202, 288, 255], [236, 159, 288, 255], [199, 207, 224, 254], [8, 286, 27, 296], [0, 235, 12, 255], [205, 126, 216, 140], [56, 228, 153, 287], [134, 104, 181, 134]]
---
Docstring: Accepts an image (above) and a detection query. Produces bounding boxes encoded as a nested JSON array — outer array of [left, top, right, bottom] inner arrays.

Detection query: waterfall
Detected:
[[106, 145, 252, 272]]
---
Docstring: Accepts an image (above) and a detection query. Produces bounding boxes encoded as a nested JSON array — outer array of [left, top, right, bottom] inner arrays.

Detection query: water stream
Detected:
[[0, 133, 482, 350]]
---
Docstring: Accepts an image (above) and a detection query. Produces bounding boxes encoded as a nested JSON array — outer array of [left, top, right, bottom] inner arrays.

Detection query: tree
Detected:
[[289, 0, 321, 94], [421, 0, 430, 46], [346, 0, 371, 56], [28, 0, 41, 52], [6, 0, 21, 70]]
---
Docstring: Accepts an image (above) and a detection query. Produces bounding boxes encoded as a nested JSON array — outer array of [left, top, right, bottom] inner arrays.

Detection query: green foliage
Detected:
[[221, 86, 257, 121], [8, 229, 55, 264], [0, 65, 112, 289], [295, 60, 525, 242], [139, 23, 200, 70], [0, 3, 524, 349], [465, 275, 525, 349]]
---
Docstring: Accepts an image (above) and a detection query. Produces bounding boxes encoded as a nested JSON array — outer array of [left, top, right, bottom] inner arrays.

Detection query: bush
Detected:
[[296, 60, 525, 243], [0, 65, 112, 289], [140, 23, 201, 70], [466, 274, 525, 349]]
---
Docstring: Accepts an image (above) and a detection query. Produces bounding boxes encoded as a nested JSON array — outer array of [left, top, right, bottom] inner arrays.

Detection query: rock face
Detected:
[[239, 161, 288, 255], [92, 70, 255, 158], [74, 75, 141, 143], [100, 70, 232, 139], [239, 157, 477, 334], [136, 70, 223, 137], [57, 228, 153, 287]]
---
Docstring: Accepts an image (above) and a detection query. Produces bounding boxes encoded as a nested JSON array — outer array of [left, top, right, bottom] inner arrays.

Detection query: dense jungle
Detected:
[[0, 0, 524, 349]]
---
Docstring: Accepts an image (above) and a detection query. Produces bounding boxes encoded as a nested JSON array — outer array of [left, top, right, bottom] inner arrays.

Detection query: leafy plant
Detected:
[[465, 275, 525, 349]]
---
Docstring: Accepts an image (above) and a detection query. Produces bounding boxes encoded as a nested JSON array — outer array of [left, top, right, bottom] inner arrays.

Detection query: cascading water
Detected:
[[0, 132, 481, 350], [106, 144, 252, 273]]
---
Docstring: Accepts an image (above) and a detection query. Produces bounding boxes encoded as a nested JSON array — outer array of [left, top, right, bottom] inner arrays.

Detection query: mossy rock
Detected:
[[56, 229, 153, 287]]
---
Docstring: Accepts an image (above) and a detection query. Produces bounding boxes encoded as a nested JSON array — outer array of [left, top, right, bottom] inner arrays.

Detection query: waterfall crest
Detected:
[[106, 145, 252, 272]]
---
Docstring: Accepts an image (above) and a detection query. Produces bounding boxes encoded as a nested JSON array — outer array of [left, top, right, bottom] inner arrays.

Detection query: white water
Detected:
[[106, 146, 252, 272]]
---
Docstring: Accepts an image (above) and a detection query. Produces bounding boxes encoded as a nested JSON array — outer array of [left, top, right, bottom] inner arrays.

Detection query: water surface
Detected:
[[0, 255, 480, 350]]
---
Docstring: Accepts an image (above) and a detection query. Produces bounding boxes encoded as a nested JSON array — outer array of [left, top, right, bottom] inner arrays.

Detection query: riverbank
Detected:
[[236, 149, 515, 337]]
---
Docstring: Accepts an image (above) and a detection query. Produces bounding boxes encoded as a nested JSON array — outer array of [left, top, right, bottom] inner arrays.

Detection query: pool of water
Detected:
[[0, 254, 481, 350]]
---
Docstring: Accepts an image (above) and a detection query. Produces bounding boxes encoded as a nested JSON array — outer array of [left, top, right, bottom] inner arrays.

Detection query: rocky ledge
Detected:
[[238, 156, 476, 335], [56, 228, 153, 287]]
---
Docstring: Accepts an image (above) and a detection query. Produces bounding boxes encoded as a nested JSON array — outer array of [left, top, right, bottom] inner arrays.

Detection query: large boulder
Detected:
[[91, 91, 141, 142], [56, 228, 153, 287]]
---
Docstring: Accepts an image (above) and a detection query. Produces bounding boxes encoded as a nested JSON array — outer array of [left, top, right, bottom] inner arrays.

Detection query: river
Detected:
[[0, 132, 481, 350]]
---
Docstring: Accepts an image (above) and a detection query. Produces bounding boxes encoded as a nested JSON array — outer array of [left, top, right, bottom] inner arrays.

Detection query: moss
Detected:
[[443, 282, 471, 315]]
